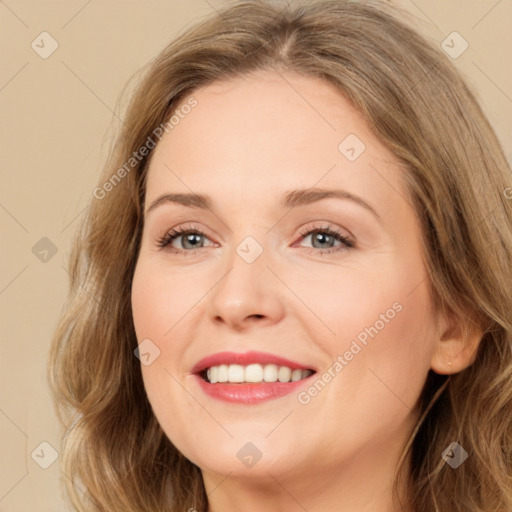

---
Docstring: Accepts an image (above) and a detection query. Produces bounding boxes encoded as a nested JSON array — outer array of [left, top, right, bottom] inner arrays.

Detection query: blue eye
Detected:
[[157, 223, 354, 255], [296, 225, 354, 254], [157, 225, 210, 253]]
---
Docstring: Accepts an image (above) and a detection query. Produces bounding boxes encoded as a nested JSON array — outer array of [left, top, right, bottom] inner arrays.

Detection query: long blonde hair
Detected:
[[48, 1, 512, 510]]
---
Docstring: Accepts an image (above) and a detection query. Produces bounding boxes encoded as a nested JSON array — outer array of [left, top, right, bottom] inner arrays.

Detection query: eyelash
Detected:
[[156, 223, 354, 256]]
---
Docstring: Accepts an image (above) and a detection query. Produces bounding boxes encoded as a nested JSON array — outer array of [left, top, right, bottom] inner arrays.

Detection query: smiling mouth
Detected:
[[201, 363, 315, 384]]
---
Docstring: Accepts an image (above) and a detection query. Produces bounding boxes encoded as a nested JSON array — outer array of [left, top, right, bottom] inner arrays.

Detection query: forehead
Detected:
[[145, 69, 408, 215]]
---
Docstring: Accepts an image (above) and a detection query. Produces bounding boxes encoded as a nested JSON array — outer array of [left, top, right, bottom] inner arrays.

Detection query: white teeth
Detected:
[[245, 364, 263, 382], [228, 364, 244, 383], [204, 363, 313, 384], [263, 364, 278, 382], [291, 369, 303, 381], [217, 364, 228, 383], [278, 366, 292, 382]]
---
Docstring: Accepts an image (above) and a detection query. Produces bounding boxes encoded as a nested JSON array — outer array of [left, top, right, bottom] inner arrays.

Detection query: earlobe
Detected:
[[430, 310, 484, 375]]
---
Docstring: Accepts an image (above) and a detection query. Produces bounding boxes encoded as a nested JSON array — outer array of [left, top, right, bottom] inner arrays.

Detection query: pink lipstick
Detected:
[[192, 351, 316, 404]]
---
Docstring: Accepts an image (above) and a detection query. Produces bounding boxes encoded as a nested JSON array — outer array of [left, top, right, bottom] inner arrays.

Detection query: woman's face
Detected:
[[131, 69, 445, 488]]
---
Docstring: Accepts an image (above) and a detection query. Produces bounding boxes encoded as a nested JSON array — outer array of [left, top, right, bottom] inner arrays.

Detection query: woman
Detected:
[[48, 1, 512, 511]]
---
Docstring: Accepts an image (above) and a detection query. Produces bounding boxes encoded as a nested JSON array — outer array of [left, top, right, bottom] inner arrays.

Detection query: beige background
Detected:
[[1, 0, 511, 510]]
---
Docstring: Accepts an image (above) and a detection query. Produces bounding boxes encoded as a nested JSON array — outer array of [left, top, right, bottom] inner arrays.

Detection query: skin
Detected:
[[131, 69, 483, 512]]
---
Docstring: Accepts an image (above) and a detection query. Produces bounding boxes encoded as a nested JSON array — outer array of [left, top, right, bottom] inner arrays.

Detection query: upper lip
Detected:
[[191, 350, 316, 374]]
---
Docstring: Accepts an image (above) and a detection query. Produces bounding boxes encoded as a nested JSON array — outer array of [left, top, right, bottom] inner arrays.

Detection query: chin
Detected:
[[176, 433, 302, 478]]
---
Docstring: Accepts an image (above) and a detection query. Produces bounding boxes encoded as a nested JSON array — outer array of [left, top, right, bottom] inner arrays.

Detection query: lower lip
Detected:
[[194, 375, 313, 404]]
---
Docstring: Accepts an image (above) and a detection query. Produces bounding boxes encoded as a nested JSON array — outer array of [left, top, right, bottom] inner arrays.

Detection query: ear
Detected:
[[430, 308, 485, 375]]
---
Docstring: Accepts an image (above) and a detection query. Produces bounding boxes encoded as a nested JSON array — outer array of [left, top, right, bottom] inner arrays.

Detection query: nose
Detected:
[[207, 247, 286, 331]]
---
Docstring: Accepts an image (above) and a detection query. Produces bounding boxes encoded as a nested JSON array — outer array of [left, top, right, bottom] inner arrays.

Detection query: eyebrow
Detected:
[[145, 187, 382, 223]]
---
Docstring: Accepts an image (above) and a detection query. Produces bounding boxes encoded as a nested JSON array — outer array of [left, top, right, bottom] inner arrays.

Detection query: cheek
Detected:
[[140, 365, 207, 466], [332, 275, 435, 421], [132, 265, 202, 461], [297, 279, 435, 454], [302, 253, 435, 405], [131, 259, 198, 342], [292, 257, 431, 354]]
